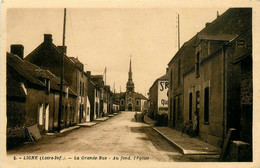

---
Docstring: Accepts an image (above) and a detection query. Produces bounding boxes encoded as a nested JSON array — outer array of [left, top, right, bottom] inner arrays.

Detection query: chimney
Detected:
[[205, 22, 211, 27], [86, 71, 91, 76], [58, 46, 67, 54], [10, 44, 24, 59], [44, 34, 53, 44], [217, 11, 220, 18]]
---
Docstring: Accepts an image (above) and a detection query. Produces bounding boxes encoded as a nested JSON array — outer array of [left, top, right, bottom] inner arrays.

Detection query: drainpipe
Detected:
[[222, 45, 226, 146]]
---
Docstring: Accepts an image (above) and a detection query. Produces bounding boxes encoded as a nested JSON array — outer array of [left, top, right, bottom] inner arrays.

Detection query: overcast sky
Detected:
[[6, 8, 228, 96]]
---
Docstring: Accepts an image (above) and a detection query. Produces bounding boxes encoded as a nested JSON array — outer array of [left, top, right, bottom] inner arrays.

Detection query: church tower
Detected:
[[126, 58, 135, 93], [115, 57, 147, 112], [125, 58, 135, 111]]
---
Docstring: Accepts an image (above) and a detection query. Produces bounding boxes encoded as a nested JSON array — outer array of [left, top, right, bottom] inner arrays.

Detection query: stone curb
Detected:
[[153, 127, 220, 156], [46, 126, 81, 135], [153, 127, 185, 155], [78, 122, 98, 127], [94, 117, 110, 122], [60, 125, 81, 133]]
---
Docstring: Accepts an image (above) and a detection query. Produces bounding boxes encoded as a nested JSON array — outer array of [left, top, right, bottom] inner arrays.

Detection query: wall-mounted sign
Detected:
[[158, 80, 169, 110]]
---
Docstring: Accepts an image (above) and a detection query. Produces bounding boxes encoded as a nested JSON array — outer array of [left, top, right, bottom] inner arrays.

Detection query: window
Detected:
[[82, 83, 84, 96], [128, 97, 132, 102], [178, 57, 181, 85], [80, 82, 82, 96], [120, 99, 124, 106], [45, 79, 50, 94], [196, 52, 200, 77], [170, 70, 173, 89], [204, 87, 209, 123], [189, 93, 192, 121], [136, 100, 140, 106], [207, 41, 211, 55], [176, 96, 181, 120]]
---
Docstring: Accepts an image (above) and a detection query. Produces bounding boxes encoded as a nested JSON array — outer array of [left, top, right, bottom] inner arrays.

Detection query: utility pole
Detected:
[[58, 8, 67, 132], [178, 14, 180, 50]]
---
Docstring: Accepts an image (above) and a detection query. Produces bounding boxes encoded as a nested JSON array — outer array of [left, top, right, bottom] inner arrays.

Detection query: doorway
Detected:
[[195, 91, 200, 136], [45, 104, 49, 131], [128, 103, 133, 111], [173, 99, 176, 127]]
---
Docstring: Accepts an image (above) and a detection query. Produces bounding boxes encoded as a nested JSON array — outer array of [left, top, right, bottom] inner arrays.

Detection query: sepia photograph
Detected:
[[1, 0, 259, 167]]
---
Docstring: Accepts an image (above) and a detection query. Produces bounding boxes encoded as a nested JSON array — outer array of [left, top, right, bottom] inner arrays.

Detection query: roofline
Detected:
[[149, 75, 168, 91]]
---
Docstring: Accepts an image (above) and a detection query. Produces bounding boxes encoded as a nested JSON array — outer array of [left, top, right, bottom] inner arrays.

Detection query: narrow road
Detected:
[[7, 112, 206, 162]]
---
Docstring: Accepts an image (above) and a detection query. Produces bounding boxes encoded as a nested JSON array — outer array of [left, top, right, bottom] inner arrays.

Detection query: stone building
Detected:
[[85, 71, 97, 121], [92, 75, 103, 119], [7, 45, 77, 148], [25, 34, 86, 125], [167, 8, 252, 149], [69, 57, 88, 124], [168, 36, 196, 129], [148, 73, 169, 120], [115, 59, 148, 112]]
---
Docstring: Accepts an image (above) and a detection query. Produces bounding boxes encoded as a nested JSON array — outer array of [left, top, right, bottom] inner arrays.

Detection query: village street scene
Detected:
[[5, 7, 252, 164]]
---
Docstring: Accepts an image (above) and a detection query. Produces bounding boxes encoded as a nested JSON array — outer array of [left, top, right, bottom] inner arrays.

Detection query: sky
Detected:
[[6, 8, 228, 96]]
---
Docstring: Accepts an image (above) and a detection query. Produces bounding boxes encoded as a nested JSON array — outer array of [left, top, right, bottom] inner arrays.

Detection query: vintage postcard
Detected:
[[1, 0, 259, 167]]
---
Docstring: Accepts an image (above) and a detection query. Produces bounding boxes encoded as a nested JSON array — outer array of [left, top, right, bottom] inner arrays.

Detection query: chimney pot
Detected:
[[86, 71, 91, 76], [10, 44, 24, 59], [205, 22, 211, 27], [44, 34, 53, 44]]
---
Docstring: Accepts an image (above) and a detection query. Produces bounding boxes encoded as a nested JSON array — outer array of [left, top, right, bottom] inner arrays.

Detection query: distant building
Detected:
[[92, 75, 103, 118], [85, 71, 97, 121], [148, 72, 169, 120], [115, 59, 148, 112], [69, 57, 88, 124]]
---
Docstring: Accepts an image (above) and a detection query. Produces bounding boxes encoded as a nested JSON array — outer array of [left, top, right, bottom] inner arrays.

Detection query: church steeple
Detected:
[[129, 59, 133, 81], [126, 57, 135, 92]]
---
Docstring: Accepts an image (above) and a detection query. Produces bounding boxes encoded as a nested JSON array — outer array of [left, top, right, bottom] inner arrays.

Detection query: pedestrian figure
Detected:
[[134, 112, 137, 122]]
